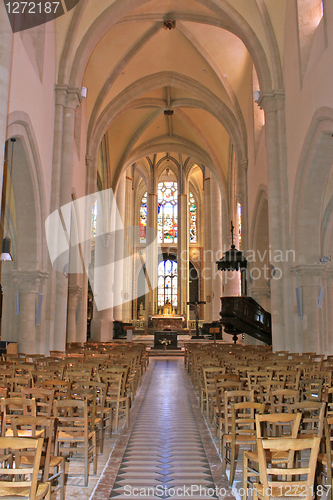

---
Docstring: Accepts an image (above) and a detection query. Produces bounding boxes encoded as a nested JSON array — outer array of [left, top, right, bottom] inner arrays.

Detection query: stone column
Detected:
[[292, 265, 323, 353], [12, 271, 48, 354], [325, 269, 333, 354], [146, 188, 158, 317], [0, 3, 12, 208], [203, 173, 212, 321], [113, 173, 126, 321], [211, 180, 222, 321], [66, 284, 82, 344], [258, 91, 293, 352], [123, 169, 134, 321], [52, 89, 80, 351], [90, 251, 114, 342], [1, 264, 17, 342], [178, 192, 188, 316], [45, 87, 81, 352], [90, 209, 115, 341]]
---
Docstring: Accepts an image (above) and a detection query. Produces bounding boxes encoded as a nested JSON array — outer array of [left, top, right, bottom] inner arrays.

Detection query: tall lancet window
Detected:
[[158, 182, 178, 244], [189, 192, 197, 243], [158, 259, 178, 308], [92, 199, 98, 238], [140, 192, 147, 243], [237, 202, 242, 249]]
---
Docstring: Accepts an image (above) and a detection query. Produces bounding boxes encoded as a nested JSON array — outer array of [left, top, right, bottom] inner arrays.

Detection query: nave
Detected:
[[91, 358, 230, 500]]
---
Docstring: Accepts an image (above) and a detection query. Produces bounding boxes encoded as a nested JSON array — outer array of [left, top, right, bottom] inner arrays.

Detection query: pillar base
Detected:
[[90, 319, 113, 342]]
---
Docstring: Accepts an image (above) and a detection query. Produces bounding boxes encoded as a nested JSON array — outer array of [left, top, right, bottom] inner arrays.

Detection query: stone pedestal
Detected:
[[67, 285, 82, 343], [2, 270, 48, 354]]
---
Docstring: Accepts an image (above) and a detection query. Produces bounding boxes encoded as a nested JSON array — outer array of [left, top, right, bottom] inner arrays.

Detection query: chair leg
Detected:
[[222, 436, 227, 475], [115, 404, 119, 431], [328, 463, 333, 500], [93, 433, 97, 475], [84, 440, 88, 487], [126, 397, 130, 428], [242, 452, 249, 500], [45, 483, 51, 500], [60, 458, 65, 500], [229, 441, 236, 486]]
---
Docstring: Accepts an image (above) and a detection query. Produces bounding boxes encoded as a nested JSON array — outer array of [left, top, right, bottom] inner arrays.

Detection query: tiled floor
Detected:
[[110, 359, 218, 499], [88, 358, 233, 500]]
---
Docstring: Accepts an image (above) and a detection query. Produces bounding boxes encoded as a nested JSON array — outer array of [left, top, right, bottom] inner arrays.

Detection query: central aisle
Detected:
[[109, 359, 219, 499]]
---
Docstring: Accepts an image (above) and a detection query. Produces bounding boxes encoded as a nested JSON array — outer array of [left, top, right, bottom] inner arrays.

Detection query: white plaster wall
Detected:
[[284, 0, 333, 222], [9, 22, 57, 213]]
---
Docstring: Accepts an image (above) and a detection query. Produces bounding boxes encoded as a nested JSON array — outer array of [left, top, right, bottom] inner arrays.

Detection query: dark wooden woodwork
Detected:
[[219, 296, 272, 345]]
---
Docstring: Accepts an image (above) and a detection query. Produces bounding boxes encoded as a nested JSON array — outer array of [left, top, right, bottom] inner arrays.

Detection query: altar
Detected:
[[148, 315, 186, 330], [148, 299, 187, 330]]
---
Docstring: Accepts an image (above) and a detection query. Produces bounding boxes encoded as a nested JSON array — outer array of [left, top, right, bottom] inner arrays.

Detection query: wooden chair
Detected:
[[201, 366, 226, 418], [269, 389, 299, 424], [99, 370, 130, 431], [217, 389, 255, 454], [221, 401, 265, 485], [273, 369, 301, 390], [21, 388, 54, 417], [258, 381, 285, 403], [242, 413, 302, 500], [71, 380, 110, 451], [11, 416, 65, 500], [246, 371, 273, 393], [290, 400, 326, 438], [6, 376, 32, 396], [41, 380, 71, 400], [299, 378, 323, 401], [317, 416, 333, 500], [1, 397, 37, 436], [53, 398, 97, 486], [0, 436, 51, 500], [214, 381, 244, 437], [253, 436, 321, 500]]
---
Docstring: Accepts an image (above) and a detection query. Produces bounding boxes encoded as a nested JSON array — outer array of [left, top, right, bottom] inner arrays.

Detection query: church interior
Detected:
[[0, 0, 333, 498]]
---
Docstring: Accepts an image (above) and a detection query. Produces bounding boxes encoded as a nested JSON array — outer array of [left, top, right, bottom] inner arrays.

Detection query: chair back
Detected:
[[255, 436, 321, 500], [290, 401, 326, 438], [11, 415, 54, 482], [0, 436, 44, 500], [21, 388, 54, 417]]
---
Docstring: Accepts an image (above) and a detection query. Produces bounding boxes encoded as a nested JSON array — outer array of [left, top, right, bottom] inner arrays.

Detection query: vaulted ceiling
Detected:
[[56, 0, 286, 193]]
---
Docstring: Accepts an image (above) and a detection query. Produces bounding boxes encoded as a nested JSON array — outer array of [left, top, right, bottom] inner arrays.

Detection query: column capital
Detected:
[[251, 287, 271, 300], [85, 154, 94, 166], [12, 270, 48, 294], [239, 159, 248, 172], [55, 85, 68, 106], [291, 264, 325, 285], [66, 88, 81, 110], [258, 90, 285, 113], [68, 285, 82, 298]]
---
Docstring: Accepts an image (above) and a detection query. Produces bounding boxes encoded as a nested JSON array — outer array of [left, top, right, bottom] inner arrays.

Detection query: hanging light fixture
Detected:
[[0, 138, 15, 262]]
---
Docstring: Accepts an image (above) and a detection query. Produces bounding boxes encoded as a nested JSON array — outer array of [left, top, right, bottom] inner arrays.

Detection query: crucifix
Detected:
[[187, 300, 206, 336]]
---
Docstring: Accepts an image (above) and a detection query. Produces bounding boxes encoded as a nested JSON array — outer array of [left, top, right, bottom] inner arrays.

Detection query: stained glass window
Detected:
[[189, 192, 197, 243], [237, 202, 242, 250], [140, 192, 147, 243], [158, 259, 178, 308], [92, 199, 98, 238], [158, 182, 178, 244]]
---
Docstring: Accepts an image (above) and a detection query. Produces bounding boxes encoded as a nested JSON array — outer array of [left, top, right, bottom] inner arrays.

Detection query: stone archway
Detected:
[[249, 186, 270, 313], [290, 109, 333, 354], [1, 132, 47, 354]]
